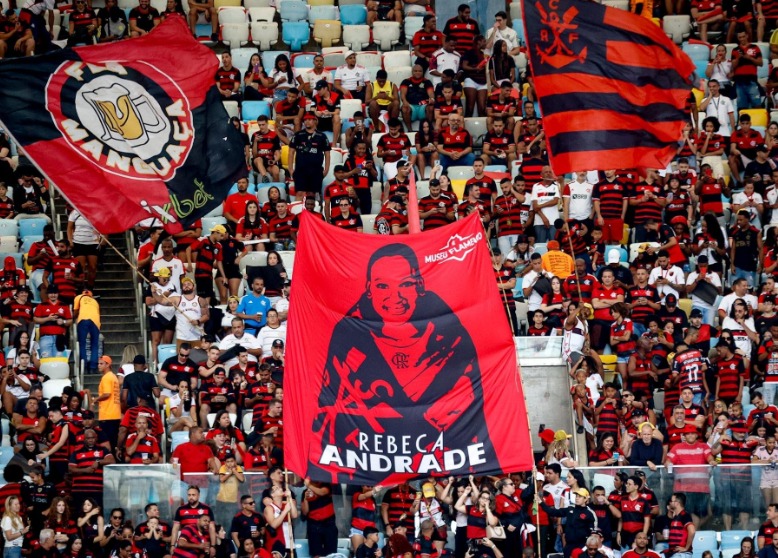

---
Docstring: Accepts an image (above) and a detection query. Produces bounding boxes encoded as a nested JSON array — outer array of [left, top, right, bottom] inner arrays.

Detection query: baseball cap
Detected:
[[554, 429, 572, 441], [99, 355, 113, 366], [516, 234, 528, 244], [607, 248, 621, 264], [181, 276, 194, 285], [344, 50, 356, 58], [133, 355, 146, 365], [214, 367, 226, 376], [272, 339, 285, 348], [637, 243, 651, 253], [670, 215, 687, 226], [757, 144, 769, 152], [682, 424, 699, 434], [422, 483, 436, 498], [665, 293, 678, 305], [315, 79, 329, 90], [573, 488, 590, 498], [539, 428, 555, 444], [154, 267, 171, 278], [333, 165, 346, 173], [303, 112, 318, 121], [210, 224, 227, 234], [547, 240, 560, 250], [429, 178, 440, 186], [690, 308, 703, 318], [396, 159, 410, 168]]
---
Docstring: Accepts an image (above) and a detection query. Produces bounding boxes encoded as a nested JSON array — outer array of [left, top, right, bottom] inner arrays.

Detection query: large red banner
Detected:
[[285, 212, 533, 484]]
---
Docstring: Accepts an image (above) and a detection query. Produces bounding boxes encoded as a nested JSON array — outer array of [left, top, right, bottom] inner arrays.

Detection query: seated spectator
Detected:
[[129, 0, 160, 38], [186, 0, 216, 41], [334, 51, 370, 103]]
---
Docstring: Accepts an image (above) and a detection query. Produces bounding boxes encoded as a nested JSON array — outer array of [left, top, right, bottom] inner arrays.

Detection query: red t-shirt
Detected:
[[171, 441, 214, 477]]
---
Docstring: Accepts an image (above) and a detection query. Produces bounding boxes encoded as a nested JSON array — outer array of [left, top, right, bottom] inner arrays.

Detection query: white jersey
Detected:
[[563, 180, 594, 221], [257, 324, 287, 356], [175, 295, 202, 341], [150, 281, 177, 320], [531, 181, 561, 225], [562, 317, 587, 362], [151, 257, 185, 293], [334, 64, 370, 91]]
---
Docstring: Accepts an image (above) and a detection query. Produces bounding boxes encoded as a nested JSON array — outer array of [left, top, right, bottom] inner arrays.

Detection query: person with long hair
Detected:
[[415, 120, 439, 180], [76, 498, 104, 556], [44, 496, 77, 552], [610, 301, 636, 384], [350, 486, 379, 552], [268, 55, 295, 103], [754, 436, 778, 509], [64, 535, 91, 558], [461, 35, 489, 117], [540, 276, 568, 331], [244, 53, 270, 101], [6, 330, 40, 369], [692, 212, 728, 274], [494, 478, 527, 558], [262, 252, 287, 303], [261, 187, 282, 223], [235, 201, 268, 251], [206, 410, 247, 463], [66, 209, 101, 292], [588, 432, 619, 467], [765, 121, 778, 159], [721, 299, 758, 369], [734, 537, 756, 558], [343, 139, 378, 215], [2, 496, 28, 558], [488, 40, 516, 89]]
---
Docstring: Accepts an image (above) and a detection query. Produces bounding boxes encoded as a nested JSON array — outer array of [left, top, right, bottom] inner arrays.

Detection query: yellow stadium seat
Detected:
[[621, 224, 630, 245], [521, 82, 530, 99], [214, 0, 241, 8], [691, 87, 704, 107], [313, 19, 341, 48], [651, 17, 661, 26], [281, 145, 290, 169], [308, 0, 335, 5], [600, 354, 618, 383], [678, 298, 692, 319], [740, 108, 768, 127], [451, 179, 467, 200]]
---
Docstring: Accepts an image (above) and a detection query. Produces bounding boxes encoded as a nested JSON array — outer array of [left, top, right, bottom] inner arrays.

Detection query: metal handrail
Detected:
[[124, 229, 149, 366]]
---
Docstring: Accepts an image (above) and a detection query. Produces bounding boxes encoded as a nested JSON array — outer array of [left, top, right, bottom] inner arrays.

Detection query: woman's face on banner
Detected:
[[368, 256, 420, 323]]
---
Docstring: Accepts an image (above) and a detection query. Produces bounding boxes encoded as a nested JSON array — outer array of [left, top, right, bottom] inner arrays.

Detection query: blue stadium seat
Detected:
[[682, 42, 710, 62], [292, 52, 317, 69], [308, 5, 338, 24], [283, 21, 310, 51], [340, 4, 367, 25], [692, 531, 719, 558], [228, 182, 257, 195], [241, 100, 272, 122], [157, 344, 177, 366], [513, 19, 525, 46], [195, 22, 212, 37], [171, 431, 189, 453], [20, 236, 42, 255], [19, 218, 48, 239], [533, 243, 548, 256], [0, 219, 18, 238], [279, 0, 308, 22], [262, 50, 290, 72], [721, 531, 753, 550]]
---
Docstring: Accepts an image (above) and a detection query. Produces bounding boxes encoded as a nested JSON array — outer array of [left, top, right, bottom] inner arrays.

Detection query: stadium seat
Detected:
[[250, 22, 279, 50], [416, 180, 430, 198], [0, 253, 21, 269], [356, 51, 382, 67], [244, 0, 272, 8], [692, 531, 719, 558], [41, 358, 69, 380], [262, 50, 290, 71], [721, 531, 753, 550], [358, 214, 376, 234], [600, 354, 617, 381], [447, 166, 474, 181], [248, 6, 275, 21], [740, 108, 768, 127], [509, 1, 522, 20], [20, 236, 41, 255], [279, 0, 308, 22], [221, 23, 249, 47], [682, 42, 710, 62], [0, 236, 18, 253], [451, 179, 467, 199], [722, 550, 739, 558], [464, 117, 488, 146], [230, 47, 258, 72], [533, 243, 548, 255], [385, 65, 411, 86], [322, 47, 346, 67], [295, 540, 311, 558], [338, 0, 363, 5], [218, 6, 247, 24], [313, 20, 341, 48], [678, 298, 692, 319], [283, 21, 310, 51], [171, 431, 189, 453], [0, 448, 13, 472], [242, 100, 272, 121], [239, 251, 269, 276], [43, 379, 71, 400], [662, 15, 691, 44], [340, 4, 367, 25], [404, 16, 424, 42], [214, 0, 241, 8], [383, 50, 411, 69], [372, 21, 401, 50], [309, 5, 338, 23], [513, 19, 525, 46], [157, 344, 177, 365], [343, 25, 370, 51], [18, 218, 49, 238], [291, 52, 316, 69], [339, 99, 363, 122], [0, 219, 18, 237]]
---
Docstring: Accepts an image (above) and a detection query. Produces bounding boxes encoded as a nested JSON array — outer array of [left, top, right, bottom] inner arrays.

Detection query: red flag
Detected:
[[407, 170, 421, 234], [0, 16, 246, 234], [522, 0, 694, 174], [284, 211, 532, 484]]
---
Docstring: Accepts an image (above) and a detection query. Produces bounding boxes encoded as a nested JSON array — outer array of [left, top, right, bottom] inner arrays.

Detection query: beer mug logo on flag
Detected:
[[46, 60, 195, 182]]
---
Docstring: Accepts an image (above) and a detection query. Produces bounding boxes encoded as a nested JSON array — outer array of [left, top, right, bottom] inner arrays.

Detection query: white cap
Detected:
[[344, 50, 356, 59], [607, 248, 621, 264]]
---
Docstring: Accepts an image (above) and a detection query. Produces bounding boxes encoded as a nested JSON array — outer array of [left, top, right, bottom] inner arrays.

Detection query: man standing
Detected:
[[73, 288, 101, 374], [186, 224, 227, 305], [443, 4, 479, 51], [68, 428, 115, 507], [121, 355, 159, 411], [593, 170, 629, 244], [155, 277, 209, 351], [666, 493, 696, 556], [170, 436, 220, 493], [732, 29, 764, 109], [665, 428, 716, 527], [493, 178, 524, 254], [33, 286, 72, 358], [289, 113, 331, 201], [92, 355, 121, 449], [531, 166, 562, 242], [730, 209, 763, 288], [699, 79, 736, 137], [230, 495, 264, 550], [563, 171, 594, 229]]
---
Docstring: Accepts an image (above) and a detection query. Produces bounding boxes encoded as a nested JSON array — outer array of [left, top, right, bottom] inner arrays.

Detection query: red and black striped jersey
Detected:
[[483, 130, 515, 151], [305, 490, 335, 521], [664, 190, 692, 223], [0, 198, 13, 218], [627, 353, 653, 396], [215, 67, 241, 91], [493, 195, 523, 236], [626, 284, 660, 324], [434, 99, 461, 118], [351, 493, 377, 530], [419, 194, 456, 230], [268, 214, 295, 240], [631, 182, 664, 224], [386, 176, 411, 198], [519, 158, 544, 185], [596, 400, 620, 434], [70, 9, 95, 30], [486, 94, 518, 116], [313, 91, 341, 114], [494, 265, 516, 307], [377, 133, 412, 164], [672, 349, 706, 393], [125, 432, 161, 463], [593, 179, 628, 219], [563, 273, 599, 305], [33, 303, 72, 337], [466, 175, 497, 204], [715, 356, 747, 401], [249, 383, 275, 423], [48, 419, 73, 465], [439, 128, 471, 153], [119, 406, 164, 437], [172, 525, 209, 558], [382, 486, 416, 531], [457, 200, 490, 221], [69, 445, 110, 493], [260, 412, 284, 452], [46, 256, 81, 299], [442, 17, 478, 50], [27, 240, 52, 271], [699, 178, 724, 215], [251, 130, 281, 159], [190, 237, 222, 279], [330, 212, 363, 230], [3, 300, 33, 322], [174, 503, 215, 529], [619, 495, 649, 534], [412, 29, 444, 58], [323, 181, 354, 207], [343, 156, 373, 190]]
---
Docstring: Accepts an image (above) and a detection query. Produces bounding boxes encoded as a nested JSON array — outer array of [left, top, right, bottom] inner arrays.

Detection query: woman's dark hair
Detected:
[[245, 53, 264, 75], [595, 432, 616, 452], [491, 39, 513, 80], [701, 212, 725, 248], [274, 54, 294, 82], [702, 116, 721, 132], [729, 298, 747, 319], [243, 200, 260, 228], [212, 410, 238, 440], [266, 250, 285, 271], [416, 119, 436, 147], [568, 469, 587, 489]]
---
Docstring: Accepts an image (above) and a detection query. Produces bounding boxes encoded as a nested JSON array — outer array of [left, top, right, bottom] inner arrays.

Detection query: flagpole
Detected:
[[476, 215, 541, 553], [284, 469, 296, 558], [407, 168, 421, 234]]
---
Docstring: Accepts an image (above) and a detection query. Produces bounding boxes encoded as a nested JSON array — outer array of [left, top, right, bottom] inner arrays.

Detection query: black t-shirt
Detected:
[[290, 130, 331, 171], [229, 511, 265, 542], [128, 7, 159, 32], [355, 544, 380, 558], [122, 370, 158, 407]]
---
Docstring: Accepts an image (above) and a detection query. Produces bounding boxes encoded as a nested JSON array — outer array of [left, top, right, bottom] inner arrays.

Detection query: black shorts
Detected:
[[224, 264, 241, 280], [317, 117, 334, 132], [195, 275, 215, 300], [149, 314, 176, 332], [72, 243, 99, 257], [293, 171, 323, 194]]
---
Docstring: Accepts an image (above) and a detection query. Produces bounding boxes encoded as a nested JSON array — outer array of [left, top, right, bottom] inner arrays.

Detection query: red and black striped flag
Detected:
[[522, 0, 695, 174], [0, 16, 247, 234]]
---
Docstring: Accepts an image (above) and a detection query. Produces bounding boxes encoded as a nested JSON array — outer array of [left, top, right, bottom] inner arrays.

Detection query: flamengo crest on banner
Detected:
[[47, 61, 195, 181], [535, 0, 587, 69]]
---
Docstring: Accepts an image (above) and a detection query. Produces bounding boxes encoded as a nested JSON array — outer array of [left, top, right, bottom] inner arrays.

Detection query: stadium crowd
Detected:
[[7, 2, 778, 558]]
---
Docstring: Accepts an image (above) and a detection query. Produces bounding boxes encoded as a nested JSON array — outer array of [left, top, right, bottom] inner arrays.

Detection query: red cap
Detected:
[[539, 429, 555, 444], [303, 112, 318, 121]]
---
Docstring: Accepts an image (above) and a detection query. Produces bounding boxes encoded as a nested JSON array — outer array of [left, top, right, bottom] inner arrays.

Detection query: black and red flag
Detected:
[[522, 0, 695, 174], [285, 211, 534, 485], [0, 16, 246, 234]]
